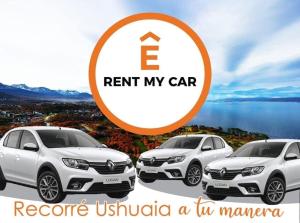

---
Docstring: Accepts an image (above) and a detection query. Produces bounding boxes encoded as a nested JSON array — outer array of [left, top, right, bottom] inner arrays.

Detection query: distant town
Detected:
[[0, 101, 268, 162]]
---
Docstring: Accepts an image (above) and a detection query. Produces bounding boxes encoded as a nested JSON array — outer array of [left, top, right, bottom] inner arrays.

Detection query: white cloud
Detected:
[[189, 0, 299, 86], [236, 19, 300, 75], [0, 0, 129, 91]]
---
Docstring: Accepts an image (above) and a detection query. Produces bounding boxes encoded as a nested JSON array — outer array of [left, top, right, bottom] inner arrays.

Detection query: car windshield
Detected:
[[158, 137, 202, 149], [37, 130, 103, 148], [230, 142, 286, 158]]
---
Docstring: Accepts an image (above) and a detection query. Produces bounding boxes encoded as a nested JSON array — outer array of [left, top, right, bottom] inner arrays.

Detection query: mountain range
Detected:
[[0, 83, 92, 102], [208, 84, 300, 101]]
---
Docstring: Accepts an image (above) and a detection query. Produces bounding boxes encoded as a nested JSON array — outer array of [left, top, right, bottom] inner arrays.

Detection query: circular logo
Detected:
[[89, 13, 211, 135]]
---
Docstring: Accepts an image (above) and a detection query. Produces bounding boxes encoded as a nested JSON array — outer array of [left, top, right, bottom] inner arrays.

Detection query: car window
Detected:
[[37, 130, 103, 148], [20, 130, 38, 150], [285, 143, 300, 158], [202, 137, 214, 150], [213, 137, 225, 149], [159, 137, 203, 149], [3, 134, 9, 146], [231, 142, 286, 158], [6, 130, 22, 149]]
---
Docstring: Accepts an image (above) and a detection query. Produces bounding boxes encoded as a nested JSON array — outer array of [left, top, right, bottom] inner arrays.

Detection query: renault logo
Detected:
[[150, 157, 156, 164], [106, 160, 115, 171], [219, 168, 226, 177]]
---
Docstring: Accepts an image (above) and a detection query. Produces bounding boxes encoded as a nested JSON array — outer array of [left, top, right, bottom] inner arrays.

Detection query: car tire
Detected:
[[183, 163, 202, 186], [0, 170, 6, 191], [206, 194, 227, 201], [107, 191, 130, 199], [261, 177, 286, 205], [37, 171, 66, 203], [139, 178, 156, 183]]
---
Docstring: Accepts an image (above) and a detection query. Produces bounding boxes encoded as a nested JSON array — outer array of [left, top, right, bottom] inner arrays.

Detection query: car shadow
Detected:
[[138, 179, 300, 204], [0, 183, 128, 204]]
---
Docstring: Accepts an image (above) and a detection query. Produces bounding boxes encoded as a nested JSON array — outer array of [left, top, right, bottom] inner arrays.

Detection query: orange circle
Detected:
[[89, 13, 211, 135]]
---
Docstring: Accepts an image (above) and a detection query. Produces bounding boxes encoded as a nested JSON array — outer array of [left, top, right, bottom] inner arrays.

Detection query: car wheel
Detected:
[[0, 177, 6, 191], [207, 194, 227, 201], [0, 167, 6, 191], [107, 191, 130, 199], [139, 178, 156, 183], [37, 171, 66, 203], [261, 177, 286, 205], [183, 164, 202, 186]]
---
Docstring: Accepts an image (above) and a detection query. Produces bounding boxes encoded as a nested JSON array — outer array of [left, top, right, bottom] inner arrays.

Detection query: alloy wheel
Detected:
[[39, 175, 59, 201], [187, 166, 202, 185], [267, 180, 284, 203]]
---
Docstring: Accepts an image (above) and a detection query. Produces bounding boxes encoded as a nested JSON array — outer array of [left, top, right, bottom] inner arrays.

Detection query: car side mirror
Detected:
[[23, 143, 39, 152], [201, 145, 212, 151], [285, 153, 298, 161], [155, 146, 160, 149], [101, 144, 108, 148]]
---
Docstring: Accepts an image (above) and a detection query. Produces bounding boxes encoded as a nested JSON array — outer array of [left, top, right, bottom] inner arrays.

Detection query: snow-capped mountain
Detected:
[[0, 83, 92, 101]]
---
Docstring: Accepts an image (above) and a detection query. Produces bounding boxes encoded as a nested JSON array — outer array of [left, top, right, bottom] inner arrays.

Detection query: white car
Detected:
[[0, 126, 135, 203], [203, 139, 300, 205], [136, 135, 232, 186]]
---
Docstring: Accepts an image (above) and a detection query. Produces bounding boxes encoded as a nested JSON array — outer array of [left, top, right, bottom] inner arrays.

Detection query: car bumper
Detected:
[[136, 161, 188, 180], [202, 173, 268, 197], [59, 166, 136, 194]]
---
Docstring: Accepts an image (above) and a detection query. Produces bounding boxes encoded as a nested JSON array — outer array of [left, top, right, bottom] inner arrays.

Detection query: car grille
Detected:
[[139, 171, 169, 179], [87, 181, 131, 193], [206, 186, 243, 196], [141, 158, 168, 167], [89, 161, 126, 175], [209, 169, 241, 180]]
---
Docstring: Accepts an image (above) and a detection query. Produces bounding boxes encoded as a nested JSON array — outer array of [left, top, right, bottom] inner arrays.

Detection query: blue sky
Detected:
[[0, 0, 300, 98]]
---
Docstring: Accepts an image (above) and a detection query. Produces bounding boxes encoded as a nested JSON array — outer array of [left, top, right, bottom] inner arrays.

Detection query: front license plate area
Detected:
[[144, 167, 159, 173], [214, 182, 229, 189], [103, 177, 121, 184]]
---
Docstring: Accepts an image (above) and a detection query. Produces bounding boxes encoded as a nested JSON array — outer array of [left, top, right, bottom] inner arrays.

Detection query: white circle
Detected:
[[95, 19, 205, 129]]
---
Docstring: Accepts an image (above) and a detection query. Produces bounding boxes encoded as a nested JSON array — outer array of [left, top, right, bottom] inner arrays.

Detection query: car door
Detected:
[[282, 142, 300, 190], [14, 130, 40, 186], [199, 137, 217, 167], [0, 130, 22, 181], [213, 137, 232, 159]]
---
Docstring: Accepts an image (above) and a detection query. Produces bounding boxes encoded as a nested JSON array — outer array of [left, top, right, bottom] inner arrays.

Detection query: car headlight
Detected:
[[241, 166, 264, 176], [62, 158, 89, 170], [204, 166, 210, 175], [167, 155, 185, 164], [126, 158, 133, 168]]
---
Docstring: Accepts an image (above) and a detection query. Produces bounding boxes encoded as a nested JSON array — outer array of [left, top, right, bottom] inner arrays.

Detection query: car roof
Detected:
[[248, 139, 300, 143], [10, 126, 80, 131], [173, 134, 221, 138]]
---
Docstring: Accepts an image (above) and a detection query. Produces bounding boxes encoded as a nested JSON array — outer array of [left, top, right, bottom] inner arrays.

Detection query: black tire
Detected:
[[261, 177, 286, 205], [0, 168, 6, 191], [107, 191, 130, 199], [140, 178, 156, 183], [37, 171, 66, 203], [206, 194, 227, 201], [183, 164, 202, 186]]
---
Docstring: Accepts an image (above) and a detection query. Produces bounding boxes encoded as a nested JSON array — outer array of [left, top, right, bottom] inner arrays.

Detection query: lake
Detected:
[[190, 101, 300, 139]]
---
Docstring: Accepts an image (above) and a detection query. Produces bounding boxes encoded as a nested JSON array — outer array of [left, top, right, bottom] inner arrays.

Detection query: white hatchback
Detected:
[[136, 134, 232, 186]]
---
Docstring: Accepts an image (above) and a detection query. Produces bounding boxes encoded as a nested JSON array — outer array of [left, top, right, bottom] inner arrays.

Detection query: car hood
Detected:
[[49, 147, 129, 162], [207, 157, 274, 170], [140, 148, 193, 159]]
